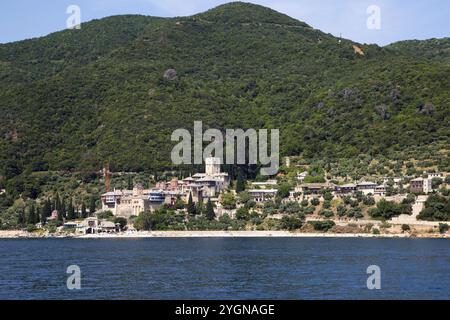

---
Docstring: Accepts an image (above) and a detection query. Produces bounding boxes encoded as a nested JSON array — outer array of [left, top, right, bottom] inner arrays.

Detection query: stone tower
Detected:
[[205, 157, 221, 175]]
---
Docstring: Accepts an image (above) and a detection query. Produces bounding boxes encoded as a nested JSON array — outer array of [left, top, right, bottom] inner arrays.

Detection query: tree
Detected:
[[417, 194, 450, 221], [432, 177, 443, 189], [174, 197, 185, 210], [67, 200, 76, 220], [89, 196, 96, 215], [206, 199, 215, 221], [114, 217, 127, 229], [235, 172, 245, 193], [220, 192, 236, 210], [323, 191, 333, 201], [363, 195, 375, 206], [27, 203, 38, 225], [438, 223, 449, 234], [17, 209, 25, 227], [134, 209, 183, 231], [401, 224, 411, 232], [319, 209, 334, 218], [309, 220, 335, 232], [280, 216, 303, 230], [196, 196, 204, 215], [81, 202, 87, 218], [277, 183, 291, 199], [134, 211, 152, 231], [127, 176, 133, 190], [187, 192, 196, 215], [60, 200, 66, 221], [238, 191, 253, 208], [337, 204, 347, 217], [54, 193, 61, 212], [369, 199, 410, 219], [236, 207, 250, 220], [97, 211, 114, 220], [41, 199, 52, 224]]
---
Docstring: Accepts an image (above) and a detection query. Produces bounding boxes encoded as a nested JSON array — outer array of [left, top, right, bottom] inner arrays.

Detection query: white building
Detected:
[[248, 189, 278, 203], [100, 157, 230, 215], [427, 172, 442, 179], [101, 185, 161, 218], [410, 177, 433, 194], [356, 181, 378, 195], [297, 172, 308, 182], [205, 157, 221, 175], [181, 157, 230, 201], [251, 180, 277, 188], [374, 184, 387, 196]]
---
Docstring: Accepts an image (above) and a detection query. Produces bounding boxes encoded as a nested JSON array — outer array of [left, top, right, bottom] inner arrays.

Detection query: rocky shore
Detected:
[[0, 230, 448, 239]]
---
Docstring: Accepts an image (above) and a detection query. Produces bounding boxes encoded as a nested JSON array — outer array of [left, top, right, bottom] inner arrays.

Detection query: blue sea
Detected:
[[0, 238, 448, 299]]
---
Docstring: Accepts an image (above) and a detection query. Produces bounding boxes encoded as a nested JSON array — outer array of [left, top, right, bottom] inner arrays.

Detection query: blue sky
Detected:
[[0, 0, 449, 45]]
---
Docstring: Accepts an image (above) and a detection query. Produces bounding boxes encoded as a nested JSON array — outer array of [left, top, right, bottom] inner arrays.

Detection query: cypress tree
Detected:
[[41, 199, 51, 224], [89, 196, 96, 215], [57, 200, 65, 222], [28, 203, 38, 225], [60, 200, 67, 220], [17, 209, 25, 227], [127, 176, 133, 190], [40, 205, 47, 224], [236, 171, 246, 193], [81, 202, 87, 218], [67, 200, 76, 220], [206, 199, 215, 221], [54, 193, 61, 212], [187, 192, 196, 215]]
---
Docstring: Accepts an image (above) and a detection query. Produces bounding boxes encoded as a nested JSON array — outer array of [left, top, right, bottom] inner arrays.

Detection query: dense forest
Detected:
[[0, 2, 449, 177]]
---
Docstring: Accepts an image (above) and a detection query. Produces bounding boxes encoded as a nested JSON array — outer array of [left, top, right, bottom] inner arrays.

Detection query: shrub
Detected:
[[26, 224, 37, 232], [438, 223, 449, 234], [319, 209, 334, 218], [236, 207, 250, 220], [363, 196, 375, 206], [96, 211, 114, 220], [323, 192, 333, 201], [114, 217, 127, 229], [337, 205, 347, 217], [380, 221, 391, 229], [309, 220, 335, 232], [418, 194, 450, 221], [347, 207, 363, 219], [280, 216, 303, 231], [277, 183, 292, 199], [221, 192, 237, 210], [364, 223, 374, 233], [369, 199, 411, 219]]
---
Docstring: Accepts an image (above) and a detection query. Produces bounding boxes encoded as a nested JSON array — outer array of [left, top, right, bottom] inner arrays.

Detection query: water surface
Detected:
[[0, 238, 448, 299]]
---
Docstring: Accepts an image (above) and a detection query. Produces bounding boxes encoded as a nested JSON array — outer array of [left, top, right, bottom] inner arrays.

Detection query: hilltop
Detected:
[[386, 37, 450, 64]]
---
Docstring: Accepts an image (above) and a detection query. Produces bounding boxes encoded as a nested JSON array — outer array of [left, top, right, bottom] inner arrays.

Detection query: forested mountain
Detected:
[[0, 2, 449, 176]]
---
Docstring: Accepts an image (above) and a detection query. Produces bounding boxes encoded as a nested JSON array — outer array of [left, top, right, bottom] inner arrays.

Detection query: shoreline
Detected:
[[0, 230, 448, 239]]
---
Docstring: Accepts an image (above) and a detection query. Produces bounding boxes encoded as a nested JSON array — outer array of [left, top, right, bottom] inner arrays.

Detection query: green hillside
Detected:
[[386, 38, 450, 64], [0, 2, 449, 177]]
